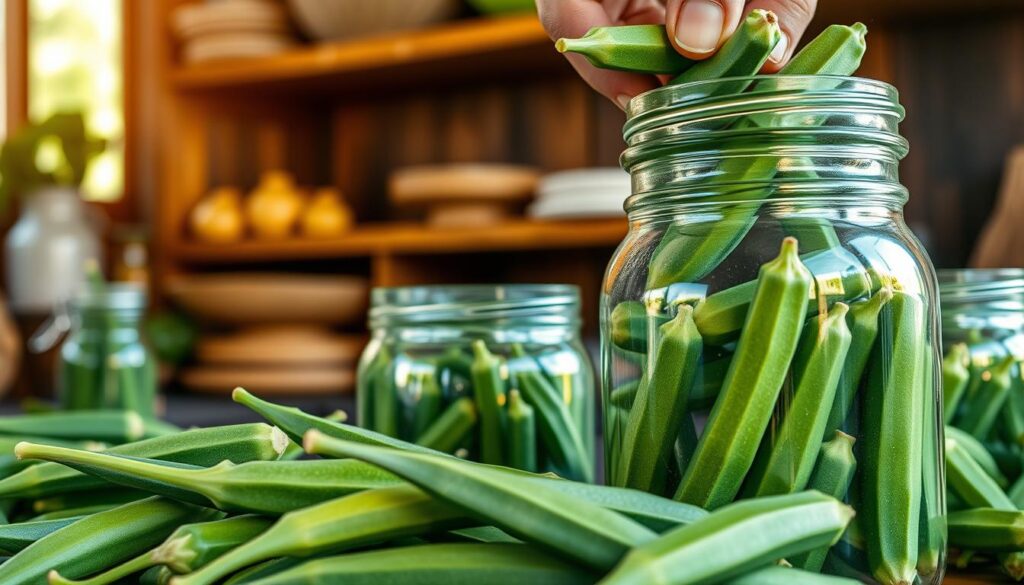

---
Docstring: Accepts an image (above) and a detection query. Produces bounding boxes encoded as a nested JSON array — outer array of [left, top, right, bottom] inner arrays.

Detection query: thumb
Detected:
[[745, 0, 818, 72]]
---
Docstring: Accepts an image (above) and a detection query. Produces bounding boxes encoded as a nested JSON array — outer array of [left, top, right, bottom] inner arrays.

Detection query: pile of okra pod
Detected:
[[359, 339, 594, 481], [0, 389, 863, 584], [941, 339, 1024, 579]]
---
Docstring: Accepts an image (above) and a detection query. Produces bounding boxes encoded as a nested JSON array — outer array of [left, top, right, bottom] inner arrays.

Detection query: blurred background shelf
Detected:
[[171, 14, 564, 94], [172, 218, 628, 264]]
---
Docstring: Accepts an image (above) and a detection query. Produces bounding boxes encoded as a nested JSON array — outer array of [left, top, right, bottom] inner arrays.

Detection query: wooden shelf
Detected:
[[173, 218, 628, 264], [171, 15, 565, 94]]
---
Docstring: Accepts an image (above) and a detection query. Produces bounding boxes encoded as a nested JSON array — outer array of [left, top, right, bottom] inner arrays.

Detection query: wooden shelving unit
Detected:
[[171, 15, 561, 94], [173, 218, 627, 265]]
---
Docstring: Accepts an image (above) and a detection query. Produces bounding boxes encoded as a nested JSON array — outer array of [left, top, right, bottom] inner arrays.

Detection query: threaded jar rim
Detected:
[[368, 284, 581, 329]]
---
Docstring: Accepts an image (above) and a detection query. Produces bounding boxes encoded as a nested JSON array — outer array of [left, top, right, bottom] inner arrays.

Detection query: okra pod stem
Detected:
[[676, 238, 812, 509], [14, 443, 401, 515], [556, 25, 695, 74], [0, 423, 287, 500], [616, 305, 702, 495]]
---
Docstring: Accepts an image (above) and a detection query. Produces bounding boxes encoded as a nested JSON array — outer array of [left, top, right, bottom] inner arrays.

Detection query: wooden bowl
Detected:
[[389, 164, 540, 227], [181, 365, 354, 396], [196, 326, 364, 367], [286, 0, 459, 41], [166, 273, 368, 327]]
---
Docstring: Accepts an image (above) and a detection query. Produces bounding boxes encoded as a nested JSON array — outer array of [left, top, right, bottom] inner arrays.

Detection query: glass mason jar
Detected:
[[59, 284, 157, 417], [602, 77, 944, 584], [358, 285, 595, 481], [939, 269, 1024, 477]]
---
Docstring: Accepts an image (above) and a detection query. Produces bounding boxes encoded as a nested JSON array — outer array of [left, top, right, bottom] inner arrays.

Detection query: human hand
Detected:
[[537, 0, 817, 109]]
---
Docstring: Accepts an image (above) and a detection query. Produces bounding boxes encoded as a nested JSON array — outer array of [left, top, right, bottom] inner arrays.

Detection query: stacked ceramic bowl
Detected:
[[528, 168, 631, 220], [173, 0, 297, 64]]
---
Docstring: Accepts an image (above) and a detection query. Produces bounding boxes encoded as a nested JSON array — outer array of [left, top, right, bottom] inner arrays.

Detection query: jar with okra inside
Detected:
[[357, 285, 595, 481], [939, 269, 1024, 472], [59, 283, 157, 417], [601, 77, 944, 584]]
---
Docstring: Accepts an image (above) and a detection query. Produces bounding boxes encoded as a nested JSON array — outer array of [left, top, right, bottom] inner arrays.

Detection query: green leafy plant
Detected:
[[0, 112, 105, 212]]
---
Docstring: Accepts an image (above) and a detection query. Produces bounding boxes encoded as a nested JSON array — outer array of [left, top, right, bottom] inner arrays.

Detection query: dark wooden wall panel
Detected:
[[888, 14, 1024, 268]]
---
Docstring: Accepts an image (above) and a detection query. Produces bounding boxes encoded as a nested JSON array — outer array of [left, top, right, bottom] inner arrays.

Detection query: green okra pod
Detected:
[[0, 497, 217, 585], [220, 558, 303, 585], [790, 431, 858, 572], [859, 291, 927, 585], [232, 388, 443, 456], [692, 246, 872, 346], [0, 516, 83, 555], [172, 485, 470, 585], [507, 390, 537, 473], [556, 25, 695, 74], [32, 487, 146, 515], [470, 341, 506, 466], [676, 238, 812, 509], [0, 437, 106, 480], [410, 371, 442, 441], [1001, 360, 1024, 445], [917, 348, 943, 579], [370, 345, 398, 437], [415, 398, 477, 453], [0, 410, 176, 443], [609, 380, 640, 409], [947, 508, 1024, 552], [616, 305, 702, 495], [745, 303, 852, 497], [609, 301, 667, 353], [0, 423, 287, 500], [946, 434, 1016, 511], [957, 355, 1015, 440], [304, 432, 656, 571], [824, 287, 893, 436], [645, 23, 868, 290], [32, 505, 116, 521], [602, 491, 854, 585], [511, 345, 592, 482], [725, 566, 861, 584], [14, 443, 401, 515], [242, 543, 594, 585], [669, 9, 781, 87], [942, 343, 971, 424], [48, 515, 271, 585]]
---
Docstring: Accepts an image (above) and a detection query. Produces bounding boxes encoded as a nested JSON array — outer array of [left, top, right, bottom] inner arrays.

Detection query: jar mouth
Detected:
[[368, 284, 581, 329], [73, 283, 147, 312], [620, 75, 909, 212], [939, 268, 1024, 305]]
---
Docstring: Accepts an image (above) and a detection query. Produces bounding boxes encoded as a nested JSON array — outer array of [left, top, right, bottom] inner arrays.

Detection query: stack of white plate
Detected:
[[173, 0, 297, 64], [528, 168, 630, 220]]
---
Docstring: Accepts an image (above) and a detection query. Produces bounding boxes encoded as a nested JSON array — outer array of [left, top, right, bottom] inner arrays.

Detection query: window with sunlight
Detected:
[[29, 0, 123, 201]]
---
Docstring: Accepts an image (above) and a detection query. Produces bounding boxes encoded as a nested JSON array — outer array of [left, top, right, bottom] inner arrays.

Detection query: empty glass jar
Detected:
[[602, 76, 944, 584]]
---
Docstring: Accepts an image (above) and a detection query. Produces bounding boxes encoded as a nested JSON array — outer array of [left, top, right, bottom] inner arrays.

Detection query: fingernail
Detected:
[[616, 94, 632, 111], [769, 32, 789, 64], [675, 0, 724, 55]]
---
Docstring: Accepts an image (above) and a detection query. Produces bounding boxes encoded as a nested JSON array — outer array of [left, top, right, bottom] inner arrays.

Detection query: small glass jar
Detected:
[[602, 77, 944, 583], [939, 268, 1024, 465], [357, 285, 595, 481], [59, 284, 157, 417]]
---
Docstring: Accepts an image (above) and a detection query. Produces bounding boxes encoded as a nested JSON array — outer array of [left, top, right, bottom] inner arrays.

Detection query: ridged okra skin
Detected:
[[859, 291, 928, 585], [556, 25, 694, 74], [675, 238, 812, 509], [790, 432, 858, 572], [942, 343, 971, 424]]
